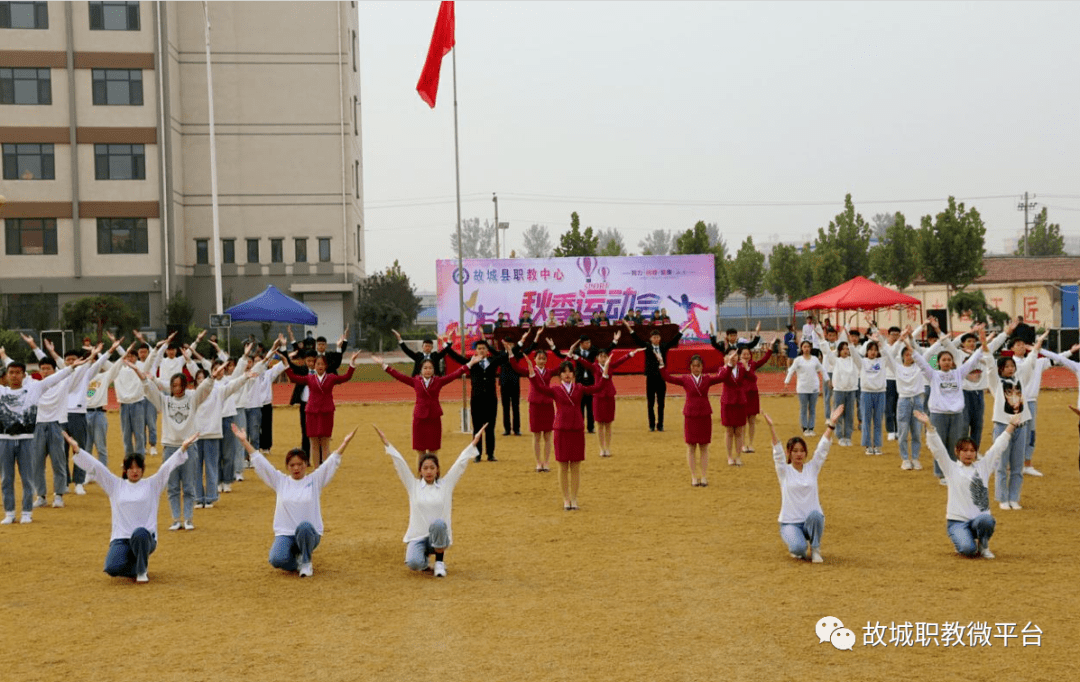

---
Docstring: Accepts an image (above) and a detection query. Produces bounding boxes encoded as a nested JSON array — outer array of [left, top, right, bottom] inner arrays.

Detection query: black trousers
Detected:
[[261, 403, 274, 450], [298, 402, 310, 455], [581, 392, 594, 432], [501, 382, 521, 435], [646, 374, 667, 429], [471, 395, 498, 457]]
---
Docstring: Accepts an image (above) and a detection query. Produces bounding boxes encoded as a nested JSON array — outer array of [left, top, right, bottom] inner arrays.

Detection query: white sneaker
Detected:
[[20, 512, 32, 524], [168, 521, 182, 531], [32, 496, 45, 508], [939, 478, 948, 486], [1009, 501, 1022, 510], [183, 521, 195, 530], [887, 432, 896, 441], [203, 502, 214, 509], [434, 560, 447, 577], [194, 503, 204, 509], [805, 431, 816, 437], [901, 460, 912, 470], [1, 513, 14, 525], [980, 547, 995, 559], [811, 549, 824, 563], [136, 572, 149, 583], [221, 484, 232, 493], [789, 552, 802, 560], [1023, 466, 1043, 477], [75, 484, 86, 495], [245, 460, 254, 469], [912, 460, 923, 471], [865, 448, 874, 456], [217, 483, 224, 493], [84, 470, 95, 484], [234, 473, 244, 482], [999, 502, 1010, 510], [52, 495, 64, 508], [150, 446, 158, 456], [874, 448, 883, 455], [298, 562, 313, 578]]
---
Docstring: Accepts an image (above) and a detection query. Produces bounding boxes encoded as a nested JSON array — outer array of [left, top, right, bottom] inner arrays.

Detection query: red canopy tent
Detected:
[[795, 276, 922, 327]]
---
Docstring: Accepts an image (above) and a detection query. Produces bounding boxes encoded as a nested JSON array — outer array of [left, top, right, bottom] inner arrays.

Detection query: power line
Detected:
[[496, 192, 1019, 208]]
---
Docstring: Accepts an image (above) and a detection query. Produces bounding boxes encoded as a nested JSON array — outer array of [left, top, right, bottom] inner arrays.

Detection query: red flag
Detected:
[[416, 1, 455, 108]]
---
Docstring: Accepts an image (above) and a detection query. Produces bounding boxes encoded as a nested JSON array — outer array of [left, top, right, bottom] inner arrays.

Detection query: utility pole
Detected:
[[493, 192, 499, 259], [1017, 192, 1037, 256]]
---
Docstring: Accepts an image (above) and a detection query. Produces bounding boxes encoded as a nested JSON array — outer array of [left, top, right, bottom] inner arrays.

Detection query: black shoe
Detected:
[[587, 429, 595, 434], [649, 426, 655, 432], [474, 455, 482, 463], [502, 431, 511, 436], [657, 426, 664, 432], [513, 432, 522, 436], [487, 456, 498, 462]]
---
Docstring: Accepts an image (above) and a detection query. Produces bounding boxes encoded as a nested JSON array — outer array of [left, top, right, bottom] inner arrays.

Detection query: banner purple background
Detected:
[[435, 255, 716, 341]]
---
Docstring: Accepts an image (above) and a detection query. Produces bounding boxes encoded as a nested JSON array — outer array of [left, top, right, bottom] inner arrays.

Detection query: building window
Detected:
[[5, 218, 57, 255], [352, 30, 358, 72], [352, 96, 357, 136], [0, 67, 51, 105], [246, 238, 259, 264], [113, 291, 150, 327], [294, 238, 307, 263], [195, 238, 208, 265], [89, 1, 139, 31], [2, 143, 54, 180], [222, 238, 235, 264], [270, 238, 283, 263], [0, 2, 49, 29], [356, 225, 361, 263], [94, 143, 145, 180], [354, 160, 359, 198], [97, 217, 147, 254], [92, 69, 143, 105], [318, 238, 331, 263], [2, 293, 58, 329]]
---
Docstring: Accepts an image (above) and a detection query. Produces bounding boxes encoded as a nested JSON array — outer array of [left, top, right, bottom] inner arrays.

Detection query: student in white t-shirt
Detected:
[[784, 341, 827, 436]]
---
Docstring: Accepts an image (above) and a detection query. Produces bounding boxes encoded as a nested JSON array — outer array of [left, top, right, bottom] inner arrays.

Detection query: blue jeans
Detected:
[[860, 391, 885, 448], [798, 392, 818, 432], [885, 379, 898, 433], [994, 421, 1030, 504], [832, 390, 856, 441], [86, 409, 109, 466], [65, 413, 88, 485], [220, 416, 236, 485], [194, 438, 221, 505], [245, 407, 263, 451], [947, 514, 995, 556], [405, 519, 450, 570], [120, 401, 146, 456], [163, 445, 196, 522], [823, 378, 833, 416], [232, 410, 248, 479], [930, 411, 966, 478], [105, 528, 156, 577], [1025, 400, 1037, 463], [779, 510, 824, 555], [269, 522, 321, 571], [32, 421, 67, 498], [141, 397, 158, 447], [896, 395, 924, 461], [0, 439, 35, 513], [962, 389, 985, 450]]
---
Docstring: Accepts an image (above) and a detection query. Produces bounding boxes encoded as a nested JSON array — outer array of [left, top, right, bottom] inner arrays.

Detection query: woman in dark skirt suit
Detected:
[[659, 353, 723, 487], [739, 345, 773, 455], [526, 355, 611, 510], [505, 330, 558, 472], [375, 353, 478, 465]]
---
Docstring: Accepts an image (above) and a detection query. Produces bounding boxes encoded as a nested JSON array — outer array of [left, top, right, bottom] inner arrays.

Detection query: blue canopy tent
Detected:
[[225, 285, 318, 325]]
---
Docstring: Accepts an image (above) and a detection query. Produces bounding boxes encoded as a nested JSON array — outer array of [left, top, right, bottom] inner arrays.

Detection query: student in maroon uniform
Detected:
[[659, 352, 723, 487]]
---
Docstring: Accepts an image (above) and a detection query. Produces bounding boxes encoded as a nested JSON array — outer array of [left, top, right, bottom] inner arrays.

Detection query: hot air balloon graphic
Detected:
[[598, 266, 610, 282], [577, 257, 598, 282]]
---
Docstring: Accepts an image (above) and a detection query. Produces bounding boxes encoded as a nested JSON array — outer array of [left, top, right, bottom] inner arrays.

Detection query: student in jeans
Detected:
[[879, 328, 927, 470], [67, 430, 199, 582], [914, 410, 1021, 558], [784, 341, 827, 437], [852, 337, 888, 455], [764, 405, 845, 563], [821, 337, 858, 447]]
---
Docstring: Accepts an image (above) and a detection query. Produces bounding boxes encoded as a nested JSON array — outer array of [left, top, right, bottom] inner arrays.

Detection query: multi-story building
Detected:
[[0, 0, 364, 341]]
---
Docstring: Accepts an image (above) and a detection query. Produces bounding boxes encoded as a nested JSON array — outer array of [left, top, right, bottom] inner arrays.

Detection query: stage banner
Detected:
[[435, 255, 716, 343]]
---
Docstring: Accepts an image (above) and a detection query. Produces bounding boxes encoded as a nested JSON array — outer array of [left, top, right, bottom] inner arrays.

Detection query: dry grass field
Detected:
[[2, 391, 1078, 682]]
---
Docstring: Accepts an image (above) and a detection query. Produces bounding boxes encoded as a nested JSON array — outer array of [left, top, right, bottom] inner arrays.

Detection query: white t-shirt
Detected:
[[773, 434, 832, 523], [784, 356, 826, 394], [387, 443, 473, 546], [926, 428, 1010, 522], [252, 450, 341, 536], [73, 447, 189, 539]]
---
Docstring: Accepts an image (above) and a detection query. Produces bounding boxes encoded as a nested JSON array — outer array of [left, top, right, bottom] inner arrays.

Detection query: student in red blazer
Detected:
[[285, 353, 358, 465], [505, 330, 557, 472], [739, 345, 773, 455], [659, 353, 723, 487], [583, 337, 641, 458], [526, 354, 610, 510], [716, 349, 750, 468], [377, 353, 477, 463]]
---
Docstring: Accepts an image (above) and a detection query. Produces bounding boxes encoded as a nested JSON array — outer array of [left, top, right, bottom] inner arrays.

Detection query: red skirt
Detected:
[[684, 415, 712, 445], [554, 428, 585, 462], [413, 415, 442, 452], [744, 389, 761, 417], [721, 403, 746, 428], [529, 403, 555, 433], [593, 395, 616, 423], [306, 410, 335, 438]]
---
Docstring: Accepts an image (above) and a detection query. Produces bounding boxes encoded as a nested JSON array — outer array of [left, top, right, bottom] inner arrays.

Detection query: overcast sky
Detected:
[[358, 1, 1080, 293]]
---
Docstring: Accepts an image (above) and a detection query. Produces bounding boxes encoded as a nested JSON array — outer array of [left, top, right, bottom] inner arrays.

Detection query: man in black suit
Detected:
[[393, 329, 450, 376], [625, 319, 683, 432], [495, 337, 522, 436], [286, 349, 318, 456], [574, 334, 598, 432], [445, 339, 503, 462]]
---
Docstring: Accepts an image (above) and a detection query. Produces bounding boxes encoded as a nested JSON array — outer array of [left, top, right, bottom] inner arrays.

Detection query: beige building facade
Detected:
[[1, 1, 364, 340]]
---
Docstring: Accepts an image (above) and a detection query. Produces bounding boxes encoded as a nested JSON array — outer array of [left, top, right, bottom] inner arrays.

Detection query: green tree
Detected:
[[553, 212, 599, 257], [164, 290, 195, 327], [765, 243, 800, 305], [674, 220, 730, 303], [815, 194, 873, 282], [355, 260, 422, 351], [638, 229, 672, 256], [869, 212, 920, 290], [521, 223, 552, 258], [729, 236, 766, 329], [811, 243, 847, 294], [62, 295, 140, 343], [449, 217, 495, 259], [1014, 208, 1065, 256], [918, 196, 987, 302], [948, 289, 1010, 328], [596, 227, 627, 256]]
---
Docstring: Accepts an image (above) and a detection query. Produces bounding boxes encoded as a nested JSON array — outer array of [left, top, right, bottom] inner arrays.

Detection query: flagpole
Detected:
[[453, 43, 467, 432]]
